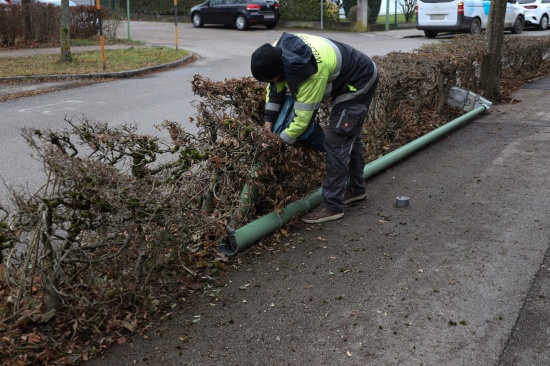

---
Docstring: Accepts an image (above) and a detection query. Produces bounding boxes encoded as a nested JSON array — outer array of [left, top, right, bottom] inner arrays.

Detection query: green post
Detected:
[[385, 0, 390, 31], [394, 0, 398, 29], [127, 0, 130, 41], [174, 0, 178, 50], [218, 105, 489, 255], [320, 0, 324, 30]]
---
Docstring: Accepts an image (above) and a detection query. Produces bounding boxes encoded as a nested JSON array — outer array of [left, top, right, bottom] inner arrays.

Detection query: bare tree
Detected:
[[21, 0, 32, 40], [479, 0, 507, 100], [398, 0, 417, 22], [60, 0, 72, 62]]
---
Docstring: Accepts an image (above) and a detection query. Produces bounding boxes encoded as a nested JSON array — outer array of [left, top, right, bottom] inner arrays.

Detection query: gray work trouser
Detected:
[[320, 77, 379, 213]]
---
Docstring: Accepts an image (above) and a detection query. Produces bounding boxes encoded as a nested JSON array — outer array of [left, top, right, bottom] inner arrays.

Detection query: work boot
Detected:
[[301, 207, 344, 223], [343, 190, 367, 204]]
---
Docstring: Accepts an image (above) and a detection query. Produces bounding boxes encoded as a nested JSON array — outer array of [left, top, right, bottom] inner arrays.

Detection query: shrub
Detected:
[[114, 0, 201, 16], [0, 4, 24, 46], [279, 0, 321, 21], [347, 5, 356, 22], [323, 0, 340, 22], [278, 0, 343, 22], [0, 3, 114, 47], [368, 0, 382, 24], [342, 0, 354, 17]]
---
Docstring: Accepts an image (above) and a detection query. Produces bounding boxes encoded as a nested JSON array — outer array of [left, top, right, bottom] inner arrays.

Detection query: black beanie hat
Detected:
[[251, 43, 283, 82]]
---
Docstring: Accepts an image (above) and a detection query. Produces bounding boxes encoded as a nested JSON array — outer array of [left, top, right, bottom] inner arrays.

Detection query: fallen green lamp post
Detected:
[[219, 89, 491, 255]]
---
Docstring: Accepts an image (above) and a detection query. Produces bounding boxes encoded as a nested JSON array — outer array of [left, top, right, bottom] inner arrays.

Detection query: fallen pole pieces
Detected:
[[218, 104, 488, 255]]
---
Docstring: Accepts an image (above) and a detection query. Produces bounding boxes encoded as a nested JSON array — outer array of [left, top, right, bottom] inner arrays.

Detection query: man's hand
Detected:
[[263, 122, 273, 131]]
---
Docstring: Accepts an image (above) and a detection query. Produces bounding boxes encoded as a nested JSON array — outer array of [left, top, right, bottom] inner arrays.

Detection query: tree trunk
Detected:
[[60, 0, 72, 62], [357, 0, 368, 29], [479, 0, 507, 101], [21, 0, 32, 42]]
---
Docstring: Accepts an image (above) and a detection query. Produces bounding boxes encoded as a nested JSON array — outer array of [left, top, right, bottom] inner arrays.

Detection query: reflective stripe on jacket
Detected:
[[264, 32, 376, 144]]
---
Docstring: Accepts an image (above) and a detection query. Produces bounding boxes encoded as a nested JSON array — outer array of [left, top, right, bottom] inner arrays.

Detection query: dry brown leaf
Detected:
[[182, 278, 201, 290], [36, 348, 55, 362], [122, 319, 138, 332]]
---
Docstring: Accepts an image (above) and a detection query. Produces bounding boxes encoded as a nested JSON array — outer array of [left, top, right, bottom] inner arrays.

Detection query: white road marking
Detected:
[[18, 100, 84, 113]]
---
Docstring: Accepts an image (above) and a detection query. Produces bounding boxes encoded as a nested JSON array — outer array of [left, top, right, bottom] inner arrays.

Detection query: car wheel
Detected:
[[537, 14, 548, 30], [265, 22, 277, 29], [192, 13, 204, 28], [424, 30, 438, 39], [235, 15, 247, 30], [469, 18, 481, 35], [511, 16, 524, 34]]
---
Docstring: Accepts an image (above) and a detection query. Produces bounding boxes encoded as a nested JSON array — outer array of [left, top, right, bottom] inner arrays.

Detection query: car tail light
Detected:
[[524, 5, 538, 9], [415, 4, 418, 16], [458, 2, 464, 14], [274, 2, 279, 9], [247, 4, 261, 11]]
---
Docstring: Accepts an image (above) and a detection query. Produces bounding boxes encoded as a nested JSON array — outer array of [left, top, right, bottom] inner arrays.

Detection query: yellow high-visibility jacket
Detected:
[[264, 32, 377, 145]]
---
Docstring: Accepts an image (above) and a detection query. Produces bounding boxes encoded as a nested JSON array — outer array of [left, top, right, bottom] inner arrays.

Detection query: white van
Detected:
[[416, 0, 525, 38]]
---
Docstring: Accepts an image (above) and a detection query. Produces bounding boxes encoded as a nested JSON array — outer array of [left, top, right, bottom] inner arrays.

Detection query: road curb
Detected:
[[0, 54, 194, 82]]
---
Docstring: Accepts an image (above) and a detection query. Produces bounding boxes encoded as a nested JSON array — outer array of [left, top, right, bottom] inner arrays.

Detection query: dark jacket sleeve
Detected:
[[263, 81, 287, 123]]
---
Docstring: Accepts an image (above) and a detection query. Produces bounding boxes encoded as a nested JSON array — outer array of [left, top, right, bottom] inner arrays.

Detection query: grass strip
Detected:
[[0, 46, 189, 77]]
